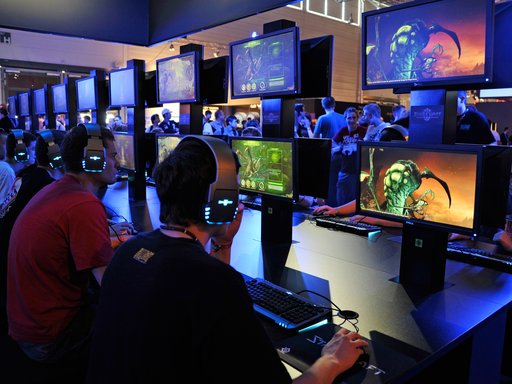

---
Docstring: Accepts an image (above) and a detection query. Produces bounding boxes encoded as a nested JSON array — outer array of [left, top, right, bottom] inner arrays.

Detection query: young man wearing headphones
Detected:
[[6, 124, 119, 378], [87, 136, 367, 383]]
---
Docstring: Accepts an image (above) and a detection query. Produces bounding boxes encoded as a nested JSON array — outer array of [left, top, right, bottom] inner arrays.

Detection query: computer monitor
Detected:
[[51, 83, 68, 113], [356, 142, 484, 234], [361, 0, 494, 92], [156, 134, 183, 165], [230, 137, 295, 200], [298, 35, 333, 99], [7, 96, 17, 117], [229, 26, 300, 99], [109, 67, 137, 108], [295, 138, 331, 199], [144, 71, 162, 108], [76, 76, 98, 111], [113, 132, 136, 171], [200, 56, 228, 105], [33, 88, 47, 116], [18, 92, 30, 117], [156, 52, 200, 104]]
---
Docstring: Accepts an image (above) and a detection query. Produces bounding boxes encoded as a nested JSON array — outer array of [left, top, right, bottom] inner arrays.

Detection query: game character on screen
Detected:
[[86, 136, 367, 383]]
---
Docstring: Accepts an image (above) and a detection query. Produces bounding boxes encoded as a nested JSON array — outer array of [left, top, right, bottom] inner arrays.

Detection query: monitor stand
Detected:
[[394, 221, 450, 293]]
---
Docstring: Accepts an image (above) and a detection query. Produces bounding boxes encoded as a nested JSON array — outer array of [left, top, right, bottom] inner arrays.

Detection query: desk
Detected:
[[103, 184, 512, 383]]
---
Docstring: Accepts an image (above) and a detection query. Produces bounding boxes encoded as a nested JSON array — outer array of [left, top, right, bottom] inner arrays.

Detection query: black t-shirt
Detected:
[[0, 116, 15, 133], [87, 230, 291, 384], [456, 110, 495, 144]]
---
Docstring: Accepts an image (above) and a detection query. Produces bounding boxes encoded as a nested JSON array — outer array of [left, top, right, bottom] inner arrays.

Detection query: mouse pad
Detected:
[[275, 323, 428, 383]]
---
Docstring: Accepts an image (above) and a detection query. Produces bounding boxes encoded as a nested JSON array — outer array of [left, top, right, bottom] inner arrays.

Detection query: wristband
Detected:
[[210, 238, 233, 254]]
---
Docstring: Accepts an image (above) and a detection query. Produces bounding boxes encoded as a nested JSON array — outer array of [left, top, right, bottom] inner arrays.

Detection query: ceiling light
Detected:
[[213, 50, 219, 58], [169, 43, 175, 52]]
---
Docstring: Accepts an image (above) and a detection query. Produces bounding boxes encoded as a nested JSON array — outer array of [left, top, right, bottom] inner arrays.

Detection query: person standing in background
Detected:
[[159, 109, 179, 134], [456, 90, 495, 144], [501, 127, 510, 145], [313, 96, 345, 139], [210, 109, 226, 135], [294, 103, 313, 137]]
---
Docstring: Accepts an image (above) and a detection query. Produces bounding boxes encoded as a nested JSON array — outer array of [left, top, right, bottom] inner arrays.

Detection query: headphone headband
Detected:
[[38, 130, 64, 170], [79, 123, 106, 172], [179, 135, 239, 224], [12, 129, 29, 163]]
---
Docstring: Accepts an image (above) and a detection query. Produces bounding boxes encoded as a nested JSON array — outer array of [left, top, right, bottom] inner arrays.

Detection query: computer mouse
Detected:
[[311, 211, 327, 217]]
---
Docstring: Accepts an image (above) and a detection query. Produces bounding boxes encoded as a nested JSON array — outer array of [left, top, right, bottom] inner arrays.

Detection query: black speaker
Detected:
[[12, 129, 29, 163], [178, 135, 239, 224], [38, 129, 64, 170], [79, 123, 105, 172]]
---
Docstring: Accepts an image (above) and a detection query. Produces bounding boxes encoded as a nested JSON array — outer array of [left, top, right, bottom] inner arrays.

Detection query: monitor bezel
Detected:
[[230, 136, 296, 201], [108, 67, 138, 108], [200, 56, 229, 105], [75, 75, 98, 112], [229, 26, 301, 99], [361, 0, 495, 92], [18, 92, 31, 117], [355, 141, 484, 235], [51, 83, 68, 114], [297, 34, 333, 99], [156, 51, 200, 104], [295, 137, 332, 199], [33, 88, 47, 116]]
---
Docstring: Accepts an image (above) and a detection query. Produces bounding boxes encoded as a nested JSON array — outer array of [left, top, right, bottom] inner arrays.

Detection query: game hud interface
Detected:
[[359, 146, 478, 229], [365, 0, 488, 86], [231, 139, 294, 199], [231, 30, 297, 97]]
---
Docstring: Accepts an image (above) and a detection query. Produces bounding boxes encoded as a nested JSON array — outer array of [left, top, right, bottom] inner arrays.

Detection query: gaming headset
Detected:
[[38, 130, 64, 170], [178, 135, 239, 224], [79, 123, 106, 172], [12, 129, 29, 163]]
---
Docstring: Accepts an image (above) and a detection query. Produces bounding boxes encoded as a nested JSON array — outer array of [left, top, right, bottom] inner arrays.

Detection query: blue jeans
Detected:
[[336, 172, 358, 206]]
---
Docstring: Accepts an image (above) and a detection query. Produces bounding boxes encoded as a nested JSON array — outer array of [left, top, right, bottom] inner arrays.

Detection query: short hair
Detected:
[[205, 110, 212, 117], [294, 103, 304, 114], [392, 105, 405, 114], [0, 108, 8, 117], [321, 96, 336, 110], [6, 131, 37, 160], [363, 103, 381, 118], [61, 125, 114, 173], [245, 119, 260, 128], [214, 109, 224, 120], [344, 107, 358, 118], [241, 127, 262, 137], [151, 114, 160, 124], [84, 115, 91, 123], [35, 129, 67, 167], [154, 139, 240, 227], [226, 115, 238, 125]]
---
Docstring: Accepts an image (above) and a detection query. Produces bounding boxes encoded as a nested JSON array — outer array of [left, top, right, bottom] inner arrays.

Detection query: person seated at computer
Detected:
[[145, 113, 163, 133], [4, 130, 37, 175], [456, 90, 495, 144], [112, 115, 128, 132], [86, 136, 368, 383], [210, 109, 226, 135]]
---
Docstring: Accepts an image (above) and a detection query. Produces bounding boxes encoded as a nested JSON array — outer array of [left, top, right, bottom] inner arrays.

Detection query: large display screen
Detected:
[[156, 52, 199, 103], [230, 27, 300, 99], [357, 142, 482, 234], [76, 76, 98, 111], [156, 134, 182, 165], [19, 92, 30, 116], [362, 0, 494, 91], [33, 88, 47, 115], [230, 137, 294, 200], [52, 83, 68, 113], [113, 132, 136, 171], [109, 67, 137, 107], [7, 96, 17, 117]]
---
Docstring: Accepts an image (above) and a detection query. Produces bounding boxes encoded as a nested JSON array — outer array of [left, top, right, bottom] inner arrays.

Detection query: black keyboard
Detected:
[[447, 241, 512, 272], [241, 274, 331, 330], [314, 216, 381, 235]]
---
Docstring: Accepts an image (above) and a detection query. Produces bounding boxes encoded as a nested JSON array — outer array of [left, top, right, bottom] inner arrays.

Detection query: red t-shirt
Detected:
[[7, 174, 113, 343]]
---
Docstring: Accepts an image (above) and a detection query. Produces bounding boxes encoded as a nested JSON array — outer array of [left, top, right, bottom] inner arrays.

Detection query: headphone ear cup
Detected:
[[12, 129, 29, 163], [38, 129, 64, 170], [179, 135, 239, 224], [80, 124, 106, 172]]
